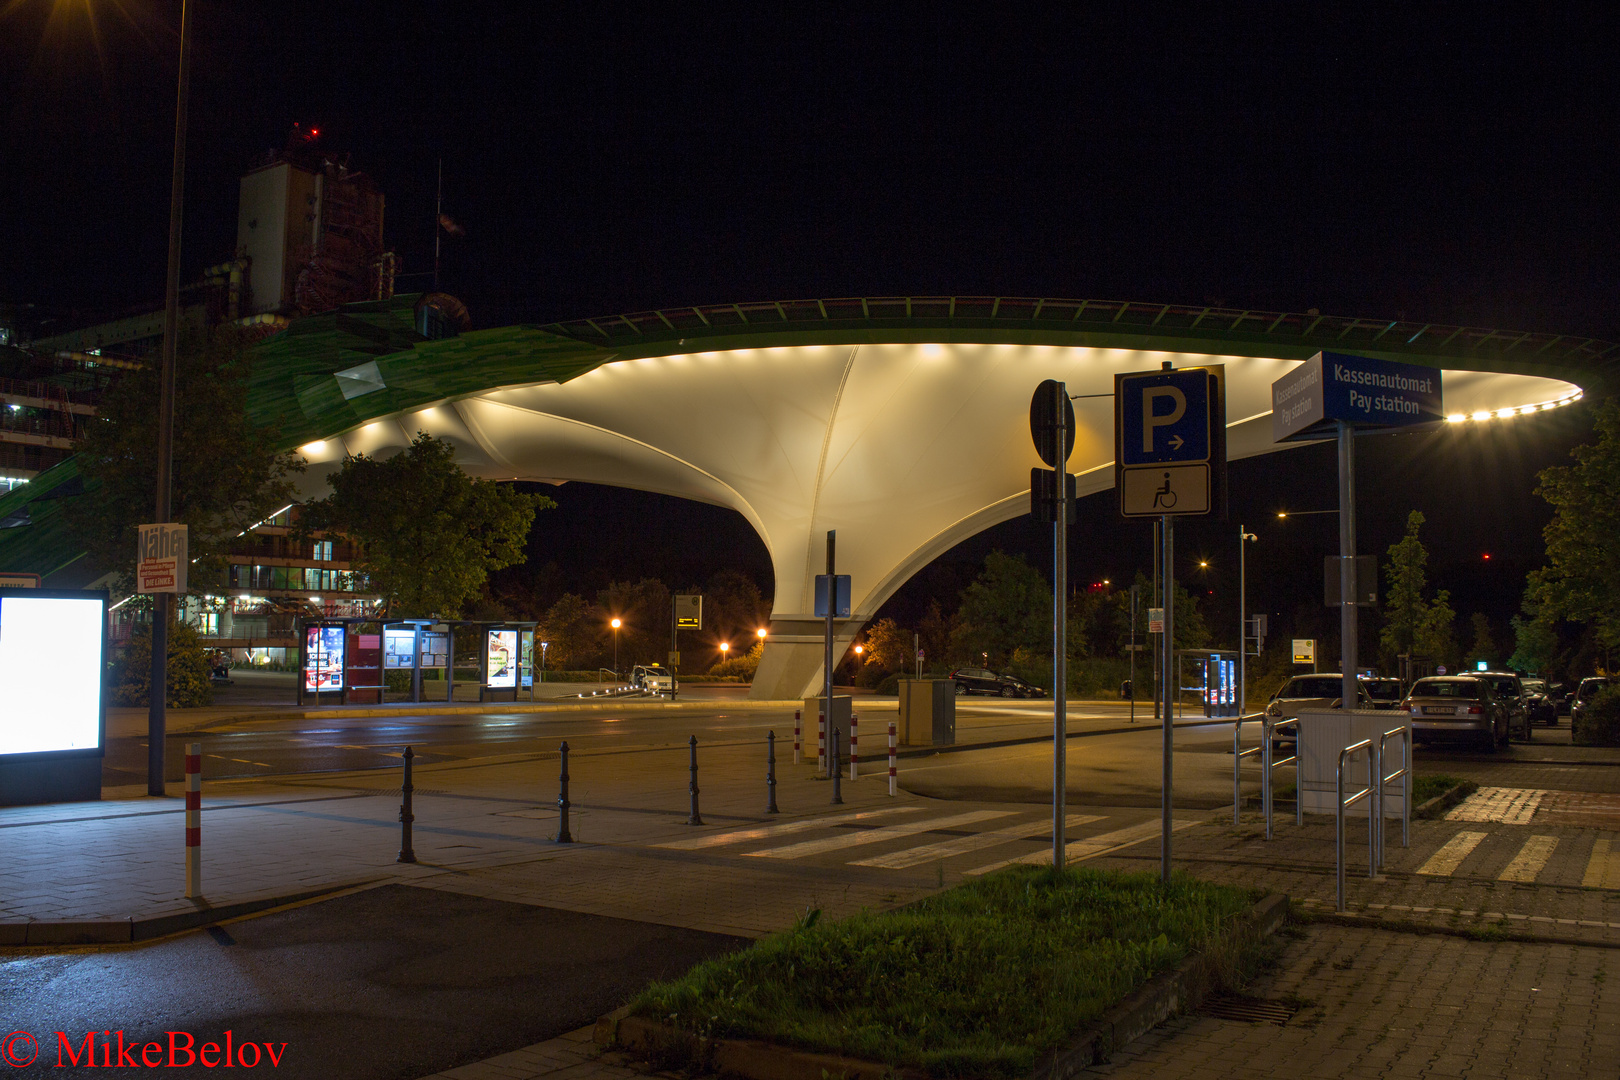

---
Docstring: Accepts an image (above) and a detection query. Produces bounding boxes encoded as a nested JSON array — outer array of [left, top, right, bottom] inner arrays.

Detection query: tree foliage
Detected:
[[1520, 400, 1620, 668], [300, 433, 550, 617], [598, 577, 672, 668], [113, 620, 214, 707], [538, 592, 597, 669], [1467, 613, 1498, 668], [950, 551, 1051, 666], [1379, 511, 1456, 664], [861, 616, 913, 673], [68, 328, 303, 585]]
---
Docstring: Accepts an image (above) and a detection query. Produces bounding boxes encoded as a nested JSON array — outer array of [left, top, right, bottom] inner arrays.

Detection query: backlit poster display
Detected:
[[486, 629, 517, 689], [0, 593, 104, 755], [305, 625, 345, 692], [384, 627, 417, 668]]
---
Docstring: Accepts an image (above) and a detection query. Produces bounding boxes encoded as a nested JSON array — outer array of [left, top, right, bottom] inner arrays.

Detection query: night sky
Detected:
[[3, 4, 1616, 645]]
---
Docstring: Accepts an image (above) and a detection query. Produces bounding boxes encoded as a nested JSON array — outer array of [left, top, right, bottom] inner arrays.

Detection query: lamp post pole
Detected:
[[610, 618, 621, 676], [1239, 527, 1257, 716], [149, 0, 194, 797]]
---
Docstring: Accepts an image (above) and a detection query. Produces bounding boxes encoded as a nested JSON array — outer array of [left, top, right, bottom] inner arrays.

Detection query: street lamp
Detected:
[[756, 627, 768, 640], [610, 617, 621, 674], [148, 0, 196, 796], [719, 641, 730, 662], [539, 640, 548, 683], [1276, 509, 1339, 519]]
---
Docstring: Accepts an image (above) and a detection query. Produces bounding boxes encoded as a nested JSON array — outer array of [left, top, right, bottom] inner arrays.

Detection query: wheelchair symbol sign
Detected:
[[1120, 464, 1210, 517]]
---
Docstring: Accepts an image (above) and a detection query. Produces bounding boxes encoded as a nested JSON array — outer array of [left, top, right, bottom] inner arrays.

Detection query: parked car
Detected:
[[1360, 676, 1405, 709], [1402, 675, 1510, 751], [1519, 678, 1558, 726], [1473, 671, 1532, 741], [948, 667, 1046, 698], [1570, 677, 1614, 727], [631, 663, 677, 697], [1265, 674, 1374, 753]]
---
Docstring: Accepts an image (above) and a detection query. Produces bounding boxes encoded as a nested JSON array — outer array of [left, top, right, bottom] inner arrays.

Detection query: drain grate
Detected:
[[1200, 994, 1302, 1026]]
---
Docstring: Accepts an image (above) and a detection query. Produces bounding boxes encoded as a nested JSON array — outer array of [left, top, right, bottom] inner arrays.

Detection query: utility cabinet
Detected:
[[898, 680, 956, 746]]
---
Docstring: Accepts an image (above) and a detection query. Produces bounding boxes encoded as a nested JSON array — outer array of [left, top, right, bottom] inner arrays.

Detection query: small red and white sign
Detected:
[[137, 523, 188, 595], [0, 571, 40, 589]]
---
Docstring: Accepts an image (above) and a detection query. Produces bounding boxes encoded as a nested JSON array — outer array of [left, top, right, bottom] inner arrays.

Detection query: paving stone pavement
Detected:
[[1083, 922, 1619, 1080]]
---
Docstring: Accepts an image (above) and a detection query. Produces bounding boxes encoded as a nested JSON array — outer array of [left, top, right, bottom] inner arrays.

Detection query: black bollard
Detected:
[[766, 731, 779, 814], [831, 729, 843, 805], [397, 745, 417, 863], [687, 734, 704, 826], [557, 740, 573, 843]]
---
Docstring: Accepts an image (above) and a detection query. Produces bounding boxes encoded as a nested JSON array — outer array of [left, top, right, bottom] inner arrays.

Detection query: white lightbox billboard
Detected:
[[0, 594, 104, 755], [486, 629, 517, 689]]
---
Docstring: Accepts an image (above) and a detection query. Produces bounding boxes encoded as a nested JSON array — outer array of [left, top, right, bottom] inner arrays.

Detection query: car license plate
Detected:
[[1422, 706, 1457, 716]]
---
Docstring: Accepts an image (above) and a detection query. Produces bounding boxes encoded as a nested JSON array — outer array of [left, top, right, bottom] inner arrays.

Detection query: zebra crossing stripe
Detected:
[[966, 818, 1201, 876], [1417, 831, 1488, 875], [1498, 835, 1559, 883], [1583, 838, 1620, 889], [742, 810, 1016, 859], [849, 814, 1107, 869], [1446, 787, 1546, 825], [652, 807, 922, 850]]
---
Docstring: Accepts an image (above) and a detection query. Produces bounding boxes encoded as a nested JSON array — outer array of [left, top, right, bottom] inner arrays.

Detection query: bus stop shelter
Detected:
[[295, 617, 540, 706]]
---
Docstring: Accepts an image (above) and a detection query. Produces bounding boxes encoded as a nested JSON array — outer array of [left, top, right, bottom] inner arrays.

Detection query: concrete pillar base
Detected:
[[749, 618, 862, 701]]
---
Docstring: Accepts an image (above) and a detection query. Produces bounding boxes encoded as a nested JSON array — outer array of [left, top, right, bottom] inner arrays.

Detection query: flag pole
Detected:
[[433, 157, 443, 292]]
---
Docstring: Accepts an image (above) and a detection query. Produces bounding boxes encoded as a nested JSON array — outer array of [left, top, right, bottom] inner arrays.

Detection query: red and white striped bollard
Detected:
[[793, 709, 801, 765], [185, 742, 201, 898], [887, 722, 897, 796], [850, 712, 859, 780], [817, 711, 826, 772]]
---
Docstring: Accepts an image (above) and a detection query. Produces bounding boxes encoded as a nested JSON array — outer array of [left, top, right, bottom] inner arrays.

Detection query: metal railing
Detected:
[[1336, 738, 1376, 912], [1261, 715, 1302, 839], [1375, 726, 1411, 869], [1233, 713, 1263, 824]]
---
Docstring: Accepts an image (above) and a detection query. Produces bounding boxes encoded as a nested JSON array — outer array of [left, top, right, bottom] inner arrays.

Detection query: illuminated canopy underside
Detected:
[[294, 338, 1578, 700]]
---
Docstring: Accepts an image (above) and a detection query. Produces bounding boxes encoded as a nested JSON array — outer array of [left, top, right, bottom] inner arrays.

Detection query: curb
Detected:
[[169, 698, 806, 731], [0, 883, 366, 946], [593, 892, 1290, 1080], [1413, 779, 1476, 819]]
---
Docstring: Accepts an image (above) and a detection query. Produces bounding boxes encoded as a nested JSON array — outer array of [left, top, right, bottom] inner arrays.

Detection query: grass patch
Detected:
[[630, 866, 1258, 1078], [1412, 774, 1475, 805]]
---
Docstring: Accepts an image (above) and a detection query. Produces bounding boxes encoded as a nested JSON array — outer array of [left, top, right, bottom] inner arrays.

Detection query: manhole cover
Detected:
[[1201, 994, 1302, 1026]]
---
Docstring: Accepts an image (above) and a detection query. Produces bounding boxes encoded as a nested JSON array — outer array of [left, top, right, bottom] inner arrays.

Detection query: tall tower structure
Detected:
[[236, 148, 388, 317]]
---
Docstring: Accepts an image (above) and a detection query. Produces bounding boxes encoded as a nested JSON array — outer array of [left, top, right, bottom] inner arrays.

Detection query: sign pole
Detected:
[[1129, 584, 1138, 724], [1338, 421, 1358, 708], [1161, 513, 1175, 884], [1052, 380, 1068, 868], [824, 529, 835, 781], [1239, 525, 1247, 718]]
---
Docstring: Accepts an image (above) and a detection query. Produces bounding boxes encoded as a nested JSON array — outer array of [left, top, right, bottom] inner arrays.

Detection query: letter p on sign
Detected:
[[1142, 387, 1187, 452]]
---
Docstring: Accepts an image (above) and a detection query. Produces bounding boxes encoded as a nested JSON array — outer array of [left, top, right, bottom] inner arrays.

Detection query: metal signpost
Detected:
[[1030, 379, 1075, 867], [671, 594, 702, 679], [1117, 363, 1226, 884], [814, 537, 851, 781], [1272, 352, 1442, 708]]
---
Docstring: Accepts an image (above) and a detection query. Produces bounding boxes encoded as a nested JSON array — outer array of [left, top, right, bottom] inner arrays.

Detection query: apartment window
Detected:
[[312, 540, 334, 561]]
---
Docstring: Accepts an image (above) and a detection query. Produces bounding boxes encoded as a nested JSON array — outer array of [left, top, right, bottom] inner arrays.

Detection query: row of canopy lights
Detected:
[[1445, 389, 1583, 423]]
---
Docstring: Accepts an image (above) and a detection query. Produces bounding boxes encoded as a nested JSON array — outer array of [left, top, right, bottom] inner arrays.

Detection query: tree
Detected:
[[699, 570, 770, 646], [1122, 570, 1211, 651], [1521, 399, 1620, 668], [113, 620, 214, 707], [861, 617, 913, 673], [598, 578, 672, 667], [1508, 610, 1558, 674], [950, 551, 1051, 666], [301, 433, 550, 617], [539, 592, 597, 670], [1380, 511, 1457, 666], [67, 328, 303, 584]]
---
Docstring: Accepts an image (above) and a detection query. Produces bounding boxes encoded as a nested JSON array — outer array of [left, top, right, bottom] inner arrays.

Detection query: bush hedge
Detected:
[[1574, 685, 1620, 746]]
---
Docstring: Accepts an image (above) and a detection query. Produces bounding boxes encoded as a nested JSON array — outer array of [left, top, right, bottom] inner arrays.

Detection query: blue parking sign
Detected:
[[1118, 369, 1213, 465]]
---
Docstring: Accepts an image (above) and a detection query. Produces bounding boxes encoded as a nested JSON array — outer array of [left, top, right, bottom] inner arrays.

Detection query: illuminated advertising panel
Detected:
[[0, 593, 104, 755], [486, 629, 518, 689], [305, 625, 345, 692]]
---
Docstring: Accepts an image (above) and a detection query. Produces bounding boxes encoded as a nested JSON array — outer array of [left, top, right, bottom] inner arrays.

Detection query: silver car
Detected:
[[1265, 674, 1374, 752], [1404, 676, 1509, 751]]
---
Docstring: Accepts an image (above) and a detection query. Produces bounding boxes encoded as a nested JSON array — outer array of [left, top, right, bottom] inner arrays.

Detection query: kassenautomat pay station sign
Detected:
[[1272, 351, 1443, 442]]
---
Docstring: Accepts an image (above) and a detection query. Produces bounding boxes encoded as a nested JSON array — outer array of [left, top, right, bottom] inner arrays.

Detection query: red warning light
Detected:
[[1482, 553, 1491, 560]]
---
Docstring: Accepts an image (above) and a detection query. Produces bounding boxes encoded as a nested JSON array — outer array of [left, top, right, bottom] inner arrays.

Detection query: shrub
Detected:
[[113, 621, 215, 707], [1574, 685, 1620, 746]]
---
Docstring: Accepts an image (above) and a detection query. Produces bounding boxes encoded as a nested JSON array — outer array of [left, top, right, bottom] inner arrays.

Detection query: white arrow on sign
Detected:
[[1168, 435, 1184, 450]]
